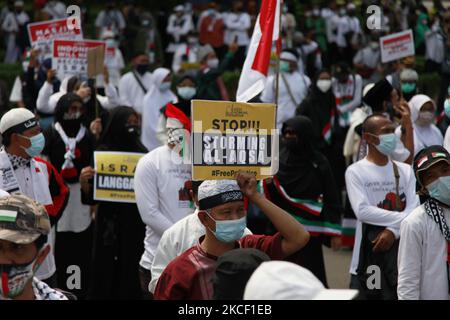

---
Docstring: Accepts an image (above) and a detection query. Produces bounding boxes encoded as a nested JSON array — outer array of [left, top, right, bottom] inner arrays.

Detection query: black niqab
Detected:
[[97, 106, 147, 153], [278, 116, 329, 196]]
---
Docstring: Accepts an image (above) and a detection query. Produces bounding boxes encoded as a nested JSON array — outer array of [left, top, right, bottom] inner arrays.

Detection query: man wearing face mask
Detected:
[[149, 180, 253, 295], [42, 93, 95, 299], [353, 33, 382, 86], [134, 105, 192, 299], [0, 193, 68, 300], [171, 31, 200, 74], [119, 52, 154, 114], [398, 145, 450, 300], [261, 49, 311, 129], [399, 68, 419, 102], [345, 114, 420, 299], [0, 108, 69, 288], [154, 174, 310, 300], [97, 30, 125, 90], [166, 5, 195, 69], [196, 43, 238, 100]]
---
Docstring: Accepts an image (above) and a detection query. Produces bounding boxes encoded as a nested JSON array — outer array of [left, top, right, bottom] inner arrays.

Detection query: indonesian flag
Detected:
[[236, 0, 281, 102]]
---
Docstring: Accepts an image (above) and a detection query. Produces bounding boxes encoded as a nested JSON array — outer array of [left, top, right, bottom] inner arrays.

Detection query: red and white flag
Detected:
[[236, 0, 281, 102]]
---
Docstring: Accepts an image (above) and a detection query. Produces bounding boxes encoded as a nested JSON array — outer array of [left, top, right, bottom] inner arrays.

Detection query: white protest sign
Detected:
[[52, 39, 105, 80], [380, 29, 415, 63]]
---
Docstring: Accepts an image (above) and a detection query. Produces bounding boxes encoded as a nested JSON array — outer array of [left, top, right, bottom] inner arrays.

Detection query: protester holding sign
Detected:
[[154, 173, 310, 300], [42, 93, 95, 299], [79, 106, 146, 299]]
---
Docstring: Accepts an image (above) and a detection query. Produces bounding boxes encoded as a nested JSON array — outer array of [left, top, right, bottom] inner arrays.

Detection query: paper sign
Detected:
[[380, 29, 415, 63], [53, 39, 105, 80], [191, 100, 278, 180], [27, 18, 83, 57], [93, 151, 145, 203]]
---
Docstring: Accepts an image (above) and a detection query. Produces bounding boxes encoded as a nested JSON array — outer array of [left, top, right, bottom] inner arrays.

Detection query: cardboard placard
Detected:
[[191, 100, 278, 180], [93, 151, 145, 203], [87, 45, 105, 78], [380, 29, 415, 63]]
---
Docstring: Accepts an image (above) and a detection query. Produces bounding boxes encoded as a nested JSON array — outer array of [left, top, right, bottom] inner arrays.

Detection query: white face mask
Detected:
[[177, 86, 196, 100], [159, 82, 171, 92], [417, 111, 435, 126], [316, 79, 332, 93], [207, 58, 219, 69]]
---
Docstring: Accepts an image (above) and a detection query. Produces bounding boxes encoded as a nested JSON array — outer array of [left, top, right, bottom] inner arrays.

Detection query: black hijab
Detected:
[[97, 106, 147, 153], [54, 92, 86, 136], [173, 74, 197, 117], [277, 116, 330, 196]]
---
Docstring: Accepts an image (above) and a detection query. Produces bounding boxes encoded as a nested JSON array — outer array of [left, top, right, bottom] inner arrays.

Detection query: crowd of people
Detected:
[[0, 0, 450, 301]]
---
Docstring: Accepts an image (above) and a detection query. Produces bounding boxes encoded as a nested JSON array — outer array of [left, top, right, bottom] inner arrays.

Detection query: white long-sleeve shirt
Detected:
[[260, 71, 311, 129], [118, 71, 153, 114], [345, 158, 420, 275], [166, 13, 194, 53], [149, 209, 253, 293], [134, 145, 192, 271], [224, 11, 251, 46], [398, 205, 450, 300], [1, 11, 29, 33], [336, 15, 361, 48], [36, 82, 121, 114]]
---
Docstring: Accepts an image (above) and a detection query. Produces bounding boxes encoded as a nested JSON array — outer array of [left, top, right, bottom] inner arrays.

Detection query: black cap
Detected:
[[212, 248, 270, 300], [362, 78, 393, 112], [413, 145, 450, 186]]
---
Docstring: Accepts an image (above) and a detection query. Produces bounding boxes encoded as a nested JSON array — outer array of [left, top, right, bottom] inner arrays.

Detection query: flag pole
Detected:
[[274, 0, 282, 108]]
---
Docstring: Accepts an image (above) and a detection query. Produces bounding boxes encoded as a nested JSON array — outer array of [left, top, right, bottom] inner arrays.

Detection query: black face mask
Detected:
[[283, 136, 299, 151], [135, 64, 149, 75], [61, 118, 83, 134], [125, 124, 141, 138]]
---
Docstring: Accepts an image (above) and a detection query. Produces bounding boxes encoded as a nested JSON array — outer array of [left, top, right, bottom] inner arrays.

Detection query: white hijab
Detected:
[[141, 68, 178, 151], [409, 94, 443, 155]]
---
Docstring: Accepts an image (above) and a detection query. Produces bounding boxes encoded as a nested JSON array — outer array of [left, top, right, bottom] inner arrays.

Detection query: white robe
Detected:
[[141, 68, 177, 152], [260, 71, 311, 129]]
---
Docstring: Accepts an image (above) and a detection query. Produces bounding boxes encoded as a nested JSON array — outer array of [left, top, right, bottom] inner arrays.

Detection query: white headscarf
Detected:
[[409, 94, 443, 155], [141, 68, 177, 151]]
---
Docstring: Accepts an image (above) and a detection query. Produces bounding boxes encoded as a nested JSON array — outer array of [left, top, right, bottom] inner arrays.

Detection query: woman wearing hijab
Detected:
[[79, 106, 147, 299], [42, 93, 95, 299], [141, 68, 177, 152], [395, 94, 443, 156], [259, 116, 342, 286], [296, 69, 336, 159], [156, 75, 196, 145]]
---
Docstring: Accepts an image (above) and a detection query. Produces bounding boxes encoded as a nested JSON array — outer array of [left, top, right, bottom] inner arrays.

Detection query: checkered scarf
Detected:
[[2, 147, 30, 169]]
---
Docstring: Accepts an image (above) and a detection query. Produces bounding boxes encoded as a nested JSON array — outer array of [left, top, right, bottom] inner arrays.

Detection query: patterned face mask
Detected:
[[0, 255, 39, 299]]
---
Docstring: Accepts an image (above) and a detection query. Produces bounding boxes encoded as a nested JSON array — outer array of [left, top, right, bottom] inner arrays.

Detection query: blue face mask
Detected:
[[374, 133, 397, 156], [206, 211, 246, 243], [444, 99, 450, 119], [20, 133, 45, 157], [427, 176, 450, 205], [280, 61, 291, 73]]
